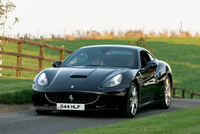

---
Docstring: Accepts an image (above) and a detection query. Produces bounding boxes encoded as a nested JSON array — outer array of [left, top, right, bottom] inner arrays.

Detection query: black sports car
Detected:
[[32, 45, 172, 118]]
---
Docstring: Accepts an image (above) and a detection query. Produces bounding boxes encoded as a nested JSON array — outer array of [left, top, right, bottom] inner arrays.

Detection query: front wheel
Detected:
[[124, 82, 138, 118], [161, 76, 172, 109]]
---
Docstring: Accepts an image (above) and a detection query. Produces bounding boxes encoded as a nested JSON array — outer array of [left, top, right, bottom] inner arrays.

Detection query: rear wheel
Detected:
[[124, 82, 138, 118], [161, 76, 171, 109]]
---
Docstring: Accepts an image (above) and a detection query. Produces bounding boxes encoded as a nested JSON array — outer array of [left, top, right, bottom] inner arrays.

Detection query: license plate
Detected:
[[57, 103, 85, 111]]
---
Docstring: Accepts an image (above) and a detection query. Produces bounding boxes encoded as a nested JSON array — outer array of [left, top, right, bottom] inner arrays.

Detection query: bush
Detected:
[[130, 37, 156, 54]]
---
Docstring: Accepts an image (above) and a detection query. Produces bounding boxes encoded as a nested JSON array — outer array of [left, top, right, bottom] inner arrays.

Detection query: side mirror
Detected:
[[52, 60, 62, 67], [143, 61, 157, 71], [146, 61, 157, 68], [140, 61, 157, 72]]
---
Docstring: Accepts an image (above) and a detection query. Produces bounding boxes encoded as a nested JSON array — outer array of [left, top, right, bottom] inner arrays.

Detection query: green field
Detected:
[[61, 106, 200, 134], [1, 38, 200, 98], [0, 76, 32, 92]]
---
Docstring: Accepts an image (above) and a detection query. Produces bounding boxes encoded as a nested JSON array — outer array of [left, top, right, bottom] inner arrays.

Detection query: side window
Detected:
[[140, 51, 151, 68], [148, 53, 155, 61]]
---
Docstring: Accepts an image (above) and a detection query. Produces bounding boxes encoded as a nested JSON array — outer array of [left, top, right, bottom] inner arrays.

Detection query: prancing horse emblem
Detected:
[[69, 95, 74, 102]]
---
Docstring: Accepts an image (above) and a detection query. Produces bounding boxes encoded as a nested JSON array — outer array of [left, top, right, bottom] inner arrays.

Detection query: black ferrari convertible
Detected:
[[32, 45, 172, 118]]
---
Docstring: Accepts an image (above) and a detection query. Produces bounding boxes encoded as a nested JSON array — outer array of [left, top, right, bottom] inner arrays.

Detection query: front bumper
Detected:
[[32, 87, 128, 111]]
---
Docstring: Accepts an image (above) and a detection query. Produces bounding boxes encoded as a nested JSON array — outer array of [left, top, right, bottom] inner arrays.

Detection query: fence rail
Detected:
[[0, 36, 73, 77], [172, 85, 200, 99], [0, 36, 73, 53], [0, 50, 56, 62]]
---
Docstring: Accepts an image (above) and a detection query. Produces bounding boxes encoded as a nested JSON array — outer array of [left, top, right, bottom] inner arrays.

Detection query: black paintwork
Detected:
[[32, 45, 172, 112]]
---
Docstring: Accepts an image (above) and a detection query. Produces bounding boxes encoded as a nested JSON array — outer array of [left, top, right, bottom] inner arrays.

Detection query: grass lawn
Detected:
[[1, 38, 200, 98], [0, 76, 33, 93], [61, 106, 200, 134], [146, 38, 200, 98]]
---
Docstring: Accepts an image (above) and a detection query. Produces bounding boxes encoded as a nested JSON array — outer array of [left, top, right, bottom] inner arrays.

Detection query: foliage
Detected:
[[23, 33, 32, 40], [148, 48, 156, 54], [40, 35, 44, 41], [51, 34, 55, 41], [131, 37, 156, 54], [32, 28, 199, 41], [0, 0, 19, 46], [136, 37, 147, 48]]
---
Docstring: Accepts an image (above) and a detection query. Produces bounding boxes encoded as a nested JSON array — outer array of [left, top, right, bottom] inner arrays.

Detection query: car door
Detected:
[[139, 51, 158, 105]]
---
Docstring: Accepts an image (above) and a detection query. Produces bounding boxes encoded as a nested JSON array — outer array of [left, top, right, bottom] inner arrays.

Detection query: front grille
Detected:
[[45, 92, 99, 104]]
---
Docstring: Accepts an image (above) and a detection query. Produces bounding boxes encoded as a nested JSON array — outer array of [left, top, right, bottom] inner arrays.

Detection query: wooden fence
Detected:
[[172, 85, 200, 99], [0, 36, 73, 77]]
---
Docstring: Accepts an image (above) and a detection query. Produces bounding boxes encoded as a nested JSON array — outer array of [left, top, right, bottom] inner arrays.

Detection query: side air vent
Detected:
[[70, 75, 87, 78]]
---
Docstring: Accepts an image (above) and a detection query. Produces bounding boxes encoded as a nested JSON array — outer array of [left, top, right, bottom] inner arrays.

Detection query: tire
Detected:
[[161, 76, 172, 109], [124, 82, 138, 118], [35, 110, 52, 115]]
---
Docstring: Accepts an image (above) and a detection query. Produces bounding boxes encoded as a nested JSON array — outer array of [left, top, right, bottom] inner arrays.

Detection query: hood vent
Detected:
[[70, 75, 87, 78]]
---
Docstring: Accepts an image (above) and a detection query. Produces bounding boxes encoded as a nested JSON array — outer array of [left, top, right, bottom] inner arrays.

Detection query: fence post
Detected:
[[16, 37, 23, 77], [173, 87, 176, 97], [118, 27, 121, 38], [191, 91, 194, 99], [167, 26, 170, 38], [37, 30, 39, 40], [59, 45, 64, 62], [0, 45, 2, 76], [182, 88, 185, 98], [90, 28, 92, 38], [189, 27, 191, 37], [143, 26, 145, 37], [38, 41, 44, 70]]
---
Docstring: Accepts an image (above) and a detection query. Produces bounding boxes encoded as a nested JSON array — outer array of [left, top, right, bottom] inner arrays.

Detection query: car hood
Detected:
[[35, 66, 138, 92]]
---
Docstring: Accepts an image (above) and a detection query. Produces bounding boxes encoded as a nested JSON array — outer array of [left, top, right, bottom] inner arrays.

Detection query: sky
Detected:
[[4, 0, 200, 37]]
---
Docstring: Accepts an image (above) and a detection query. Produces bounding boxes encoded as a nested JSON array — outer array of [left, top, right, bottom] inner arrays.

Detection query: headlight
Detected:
[[103, 74, 122, 88], [38, 73, 48, 86]]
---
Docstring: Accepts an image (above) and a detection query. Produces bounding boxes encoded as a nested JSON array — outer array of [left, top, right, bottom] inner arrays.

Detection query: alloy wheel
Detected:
[[129, 84, 138, 116], [164, 78, 171, 106]]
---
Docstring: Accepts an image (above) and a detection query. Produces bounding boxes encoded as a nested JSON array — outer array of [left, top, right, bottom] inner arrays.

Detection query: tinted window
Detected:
[[140, 51, 152, 68], [61, 47, 137, 68]]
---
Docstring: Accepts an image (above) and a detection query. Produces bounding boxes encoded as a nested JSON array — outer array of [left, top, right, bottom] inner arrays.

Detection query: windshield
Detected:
[[61, 47, 137, 68]]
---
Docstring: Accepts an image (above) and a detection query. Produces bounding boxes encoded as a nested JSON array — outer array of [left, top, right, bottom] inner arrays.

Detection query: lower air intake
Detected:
[[45, 92, 99, 104]]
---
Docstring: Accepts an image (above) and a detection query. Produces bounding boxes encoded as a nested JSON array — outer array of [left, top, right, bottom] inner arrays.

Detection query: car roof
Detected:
[[80, 45, 147, 51]]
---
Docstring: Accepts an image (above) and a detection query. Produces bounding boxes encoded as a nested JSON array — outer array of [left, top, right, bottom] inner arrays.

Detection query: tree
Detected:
[[0, 0, 19, 47]]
